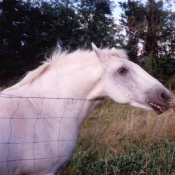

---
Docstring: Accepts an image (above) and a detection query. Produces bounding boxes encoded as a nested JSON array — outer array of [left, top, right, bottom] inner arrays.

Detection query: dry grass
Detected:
[[60, 96, 175, 175], [77, 100, 175, 155]]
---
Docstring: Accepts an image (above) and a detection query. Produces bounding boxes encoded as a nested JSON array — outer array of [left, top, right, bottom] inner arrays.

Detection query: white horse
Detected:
[[0, 43, 173, 175]]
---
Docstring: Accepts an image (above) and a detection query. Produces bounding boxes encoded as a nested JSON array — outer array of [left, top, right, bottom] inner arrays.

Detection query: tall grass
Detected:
[[59, 100, 175, 175]]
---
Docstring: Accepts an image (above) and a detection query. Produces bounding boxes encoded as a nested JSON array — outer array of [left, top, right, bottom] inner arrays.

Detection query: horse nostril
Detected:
[[161, 92, 171, 101]]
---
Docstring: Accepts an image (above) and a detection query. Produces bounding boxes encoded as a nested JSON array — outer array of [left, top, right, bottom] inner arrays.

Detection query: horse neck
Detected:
[[29, 58, 106, 99], [11, 57, 106, 125]]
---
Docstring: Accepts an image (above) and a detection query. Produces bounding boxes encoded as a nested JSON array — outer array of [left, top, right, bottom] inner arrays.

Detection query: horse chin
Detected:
[[130, 101, 153, 112]]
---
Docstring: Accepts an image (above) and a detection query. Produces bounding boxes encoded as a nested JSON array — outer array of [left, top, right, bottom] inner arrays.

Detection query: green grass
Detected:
[[59, 100, 175, 175]]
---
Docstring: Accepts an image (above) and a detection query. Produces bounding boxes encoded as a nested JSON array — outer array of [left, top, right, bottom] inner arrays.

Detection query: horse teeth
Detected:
[[149, 102, 167, 112]]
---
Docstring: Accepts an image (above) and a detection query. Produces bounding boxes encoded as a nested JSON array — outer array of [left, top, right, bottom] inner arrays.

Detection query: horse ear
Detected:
[[91, 43, 105, 62]]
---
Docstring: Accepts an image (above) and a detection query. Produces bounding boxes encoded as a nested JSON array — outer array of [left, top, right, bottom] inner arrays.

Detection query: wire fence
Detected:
[[0, 94, 150, 174], [0, 94, 98, 174]]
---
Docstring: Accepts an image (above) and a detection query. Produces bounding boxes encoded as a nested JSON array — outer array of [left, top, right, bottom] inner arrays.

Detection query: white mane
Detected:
[[3, 47, 128, 92]]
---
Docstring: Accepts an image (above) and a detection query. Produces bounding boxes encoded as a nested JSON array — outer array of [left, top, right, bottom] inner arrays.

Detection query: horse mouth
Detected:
[[149, 102, 168, 114]]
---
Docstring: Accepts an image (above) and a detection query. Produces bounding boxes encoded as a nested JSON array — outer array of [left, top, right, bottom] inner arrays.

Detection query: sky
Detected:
[[113, 0, 124, 20]]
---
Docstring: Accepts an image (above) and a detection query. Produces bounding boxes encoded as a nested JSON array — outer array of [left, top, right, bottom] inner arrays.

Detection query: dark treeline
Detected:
[[119, 0, 175, 87], [0, 0, 175, 88]]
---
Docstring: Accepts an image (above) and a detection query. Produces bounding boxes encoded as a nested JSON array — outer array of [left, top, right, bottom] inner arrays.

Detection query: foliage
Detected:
[[0, 0, 121, 86], [0, 0, 58, 85], [75, 0, 121, 49], [119, 0, 175, 83], [0, 0, 175, 87]]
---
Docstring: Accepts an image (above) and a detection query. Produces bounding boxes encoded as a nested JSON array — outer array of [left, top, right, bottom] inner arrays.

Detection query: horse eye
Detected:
[[118, 67, 128, 75]]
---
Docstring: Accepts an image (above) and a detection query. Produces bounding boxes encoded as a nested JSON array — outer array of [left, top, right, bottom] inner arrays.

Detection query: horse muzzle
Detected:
[[148, 88, 174, 114]]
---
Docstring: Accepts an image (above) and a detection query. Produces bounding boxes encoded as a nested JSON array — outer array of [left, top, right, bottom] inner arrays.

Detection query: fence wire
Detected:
[[0, 94, 99, 174], [0, 94, 145, 175]]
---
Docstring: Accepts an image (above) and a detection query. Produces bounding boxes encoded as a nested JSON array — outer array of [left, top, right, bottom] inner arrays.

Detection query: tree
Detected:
[[119, 0, 175, 83], [0, 0, 124, 86], [0, 0, 58, 86], [76, 0, 122, 49], [119, 0, 145, 60]]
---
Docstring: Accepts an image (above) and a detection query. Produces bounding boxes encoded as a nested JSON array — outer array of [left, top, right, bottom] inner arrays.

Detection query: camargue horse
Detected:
[[0, 43, 173, 175]]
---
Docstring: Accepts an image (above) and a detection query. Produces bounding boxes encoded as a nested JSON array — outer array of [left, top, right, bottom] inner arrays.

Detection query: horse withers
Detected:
[[0, 43, 173, 175]]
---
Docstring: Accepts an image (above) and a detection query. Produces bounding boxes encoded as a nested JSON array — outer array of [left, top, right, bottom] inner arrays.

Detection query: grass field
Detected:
[[59, 98, 175, 175]]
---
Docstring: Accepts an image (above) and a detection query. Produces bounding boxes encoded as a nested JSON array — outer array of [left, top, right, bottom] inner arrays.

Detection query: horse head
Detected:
[[92, 43, 173, 114]]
